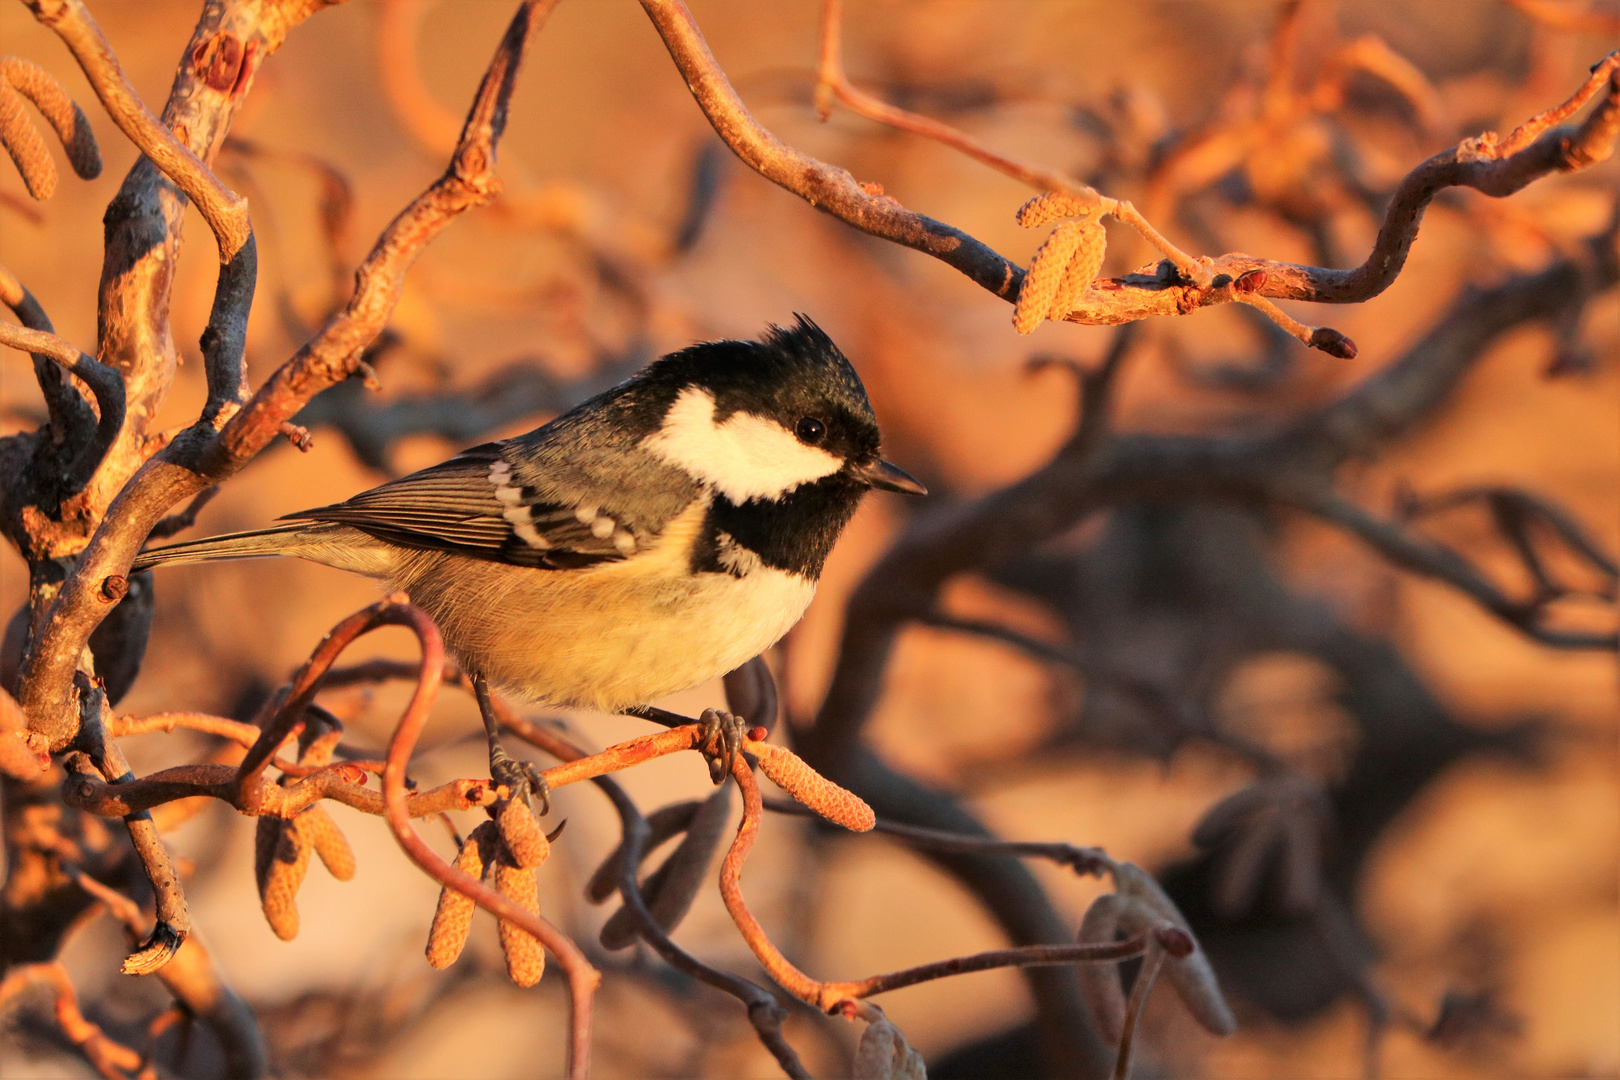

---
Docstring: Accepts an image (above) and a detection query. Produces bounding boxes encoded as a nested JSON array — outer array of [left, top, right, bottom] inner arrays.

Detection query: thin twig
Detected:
[[1112, 942, 1166, 1080], [0, 962, 144, 1079], [373, 598, 598, 1080], [0, 260, 97, 444], [725, 755, 1161, 1011], [72, 676, 189, 976], [764, 797, 1112, 874], [1296, 490, 1618, 649], [63, 754, 494, 821]]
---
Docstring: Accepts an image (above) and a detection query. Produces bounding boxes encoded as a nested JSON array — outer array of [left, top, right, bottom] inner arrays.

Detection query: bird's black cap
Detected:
[[639, 314, 883, 467]]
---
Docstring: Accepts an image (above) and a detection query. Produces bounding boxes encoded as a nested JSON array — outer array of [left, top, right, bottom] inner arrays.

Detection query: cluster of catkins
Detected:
[[1012, 192, 1109, 335], [427, 797, 552, 987], [255, 723, 873, 988], [253, 722, 356, 940]]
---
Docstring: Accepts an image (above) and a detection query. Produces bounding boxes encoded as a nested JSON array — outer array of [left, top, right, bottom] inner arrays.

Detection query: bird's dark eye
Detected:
[[795, 417, 827, 445]]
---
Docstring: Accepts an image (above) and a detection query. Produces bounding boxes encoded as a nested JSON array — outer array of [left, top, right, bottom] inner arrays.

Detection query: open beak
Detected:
[[853, 458, 928, 496]]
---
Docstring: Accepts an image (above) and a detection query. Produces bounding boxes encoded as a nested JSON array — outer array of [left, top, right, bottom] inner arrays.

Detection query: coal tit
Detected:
[[135, 317, 923, 754]]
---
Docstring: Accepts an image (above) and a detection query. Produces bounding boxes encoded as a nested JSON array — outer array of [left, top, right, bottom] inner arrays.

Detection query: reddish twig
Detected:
[[540, 726, 703, 790], [639, 0, 1023, 300], [723, 756, 1168, 1011], [373, 598, 598, 1080], [59, 860, 147, 938], [206, 0, 554, 467], [111, 710, 262, 748], [813, 0, 1091, 199], [587, 770, 813, 1080], [812, 0, 1209, 287], [62, 757, 496, 820], [231, 595, 438, 811], [490, 698, 811, 1080]]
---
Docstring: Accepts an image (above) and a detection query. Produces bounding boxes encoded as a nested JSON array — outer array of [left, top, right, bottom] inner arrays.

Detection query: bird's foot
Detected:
[[697, 707, 746, 785], [490, 742, 550, 817]]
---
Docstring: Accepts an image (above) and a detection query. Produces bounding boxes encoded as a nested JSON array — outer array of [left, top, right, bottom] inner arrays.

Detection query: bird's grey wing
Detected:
[[283, 434, 701, 570]]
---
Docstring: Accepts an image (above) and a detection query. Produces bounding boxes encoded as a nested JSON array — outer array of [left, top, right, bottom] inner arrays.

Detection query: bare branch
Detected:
[[645, 0, 1620, 330], [639, 0, 1025, 300], [204, 0, 550, 469], [73, 675, 190, 976], [764, 794, 1111, 873], [0, 317, 124, 494], [0, 263, 108, 481], [812, 0, 1092, 200], [23, 0, 252, 260], [720, 757, 1183, 1014], [1292, 490, 1618, 649], [16, 0, 551, 750], [63, 758, 496, 821], [1401, 484, 1619, 598], [808, 223, 1619, 770]]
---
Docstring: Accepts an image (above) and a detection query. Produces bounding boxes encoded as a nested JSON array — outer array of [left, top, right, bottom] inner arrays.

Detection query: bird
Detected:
[[134, 315, 925, 803]]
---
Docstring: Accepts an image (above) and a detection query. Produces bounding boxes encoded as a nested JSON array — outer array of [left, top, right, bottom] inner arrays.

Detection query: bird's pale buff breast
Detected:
[[390, 501, 814, 711]]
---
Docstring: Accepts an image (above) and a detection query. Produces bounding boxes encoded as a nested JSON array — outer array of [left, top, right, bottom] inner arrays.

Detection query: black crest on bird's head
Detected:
[[637, 314, 883, 468]]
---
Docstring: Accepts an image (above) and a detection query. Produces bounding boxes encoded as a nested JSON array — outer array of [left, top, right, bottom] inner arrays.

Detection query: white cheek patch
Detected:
[[641, 388, 844, 503]]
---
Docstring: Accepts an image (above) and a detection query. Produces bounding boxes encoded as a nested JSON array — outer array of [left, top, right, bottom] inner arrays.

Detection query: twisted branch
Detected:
[[644, 0, 1620, 327], [22, 0, 250, 260], [16, 0, 551, 750], [0, 318, 124, 495]]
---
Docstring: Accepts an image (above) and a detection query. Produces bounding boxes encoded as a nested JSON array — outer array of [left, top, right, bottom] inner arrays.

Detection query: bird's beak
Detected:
[[853, 458, 927, 496]]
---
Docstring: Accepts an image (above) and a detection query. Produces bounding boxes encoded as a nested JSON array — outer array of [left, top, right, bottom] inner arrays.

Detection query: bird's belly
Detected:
[[402, 554, 814, 712]]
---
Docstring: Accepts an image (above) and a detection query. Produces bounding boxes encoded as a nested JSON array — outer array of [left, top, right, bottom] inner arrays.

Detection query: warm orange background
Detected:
[[2, 2, 1617, 1077]]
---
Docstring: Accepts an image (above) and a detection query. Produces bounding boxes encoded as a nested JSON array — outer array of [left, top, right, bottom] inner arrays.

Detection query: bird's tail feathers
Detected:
[[133, 523, 316, 571]]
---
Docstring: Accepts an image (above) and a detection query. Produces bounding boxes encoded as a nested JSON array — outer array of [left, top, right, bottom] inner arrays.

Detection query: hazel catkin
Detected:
[[256, 815, 312, 941], [752, 742, 874, 832], [425, 821, 493, 969], [495, 797, 550, 870], [495, 861, 545, 988]]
